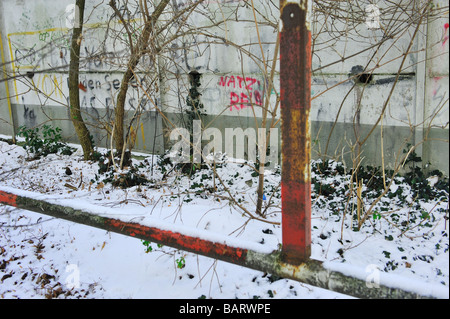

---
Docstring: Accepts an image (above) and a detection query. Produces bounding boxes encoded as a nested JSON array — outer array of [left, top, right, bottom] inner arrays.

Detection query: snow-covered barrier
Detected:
[[1, 186, 447, 299]]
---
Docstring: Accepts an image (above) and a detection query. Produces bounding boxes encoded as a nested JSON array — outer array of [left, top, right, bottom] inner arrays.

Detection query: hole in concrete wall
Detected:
[[356, 73, 373, 85], [350, 65, 373, 85]]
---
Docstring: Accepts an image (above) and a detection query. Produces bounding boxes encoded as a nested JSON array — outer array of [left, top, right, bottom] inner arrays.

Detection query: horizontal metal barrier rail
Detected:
[[1, 187, 446, 299]]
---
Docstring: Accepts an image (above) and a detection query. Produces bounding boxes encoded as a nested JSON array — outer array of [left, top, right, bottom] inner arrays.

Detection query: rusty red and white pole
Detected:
[[279, 0, 312, 264]]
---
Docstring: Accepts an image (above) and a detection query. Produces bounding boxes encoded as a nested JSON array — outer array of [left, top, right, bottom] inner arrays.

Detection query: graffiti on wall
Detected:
[[218, 75, 264, 111], [443, 23, 449, 47], [173, 0, 243, 10], [8, 24, 159, 111]]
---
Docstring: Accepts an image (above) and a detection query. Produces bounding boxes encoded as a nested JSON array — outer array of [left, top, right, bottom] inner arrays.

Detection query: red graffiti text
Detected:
[[218, 75, 264, 111]]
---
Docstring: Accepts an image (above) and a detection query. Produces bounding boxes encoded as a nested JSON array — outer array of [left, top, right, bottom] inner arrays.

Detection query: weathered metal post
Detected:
[[279, 0, 312, 264]]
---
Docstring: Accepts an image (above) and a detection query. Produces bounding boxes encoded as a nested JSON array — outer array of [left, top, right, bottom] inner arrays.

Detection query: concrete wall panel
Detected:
[[0, 0, 448, 174]]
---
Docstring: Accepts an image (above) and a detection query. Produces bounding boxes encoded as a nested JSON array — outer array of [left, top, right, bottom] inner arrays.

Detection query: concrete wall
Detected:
[[0, 0, 448, 175]]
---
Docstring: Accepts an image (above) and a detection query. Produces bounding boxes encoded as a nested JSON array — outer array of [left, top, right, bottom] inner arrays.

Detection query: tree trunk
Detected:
[[111, 0, 170, 160], [68, 0, 94, 160]]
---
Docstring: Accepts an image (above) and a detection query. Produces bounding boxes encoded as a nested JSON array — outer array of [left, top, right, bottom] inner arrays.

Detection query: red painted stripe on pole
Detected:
[[104, 218, 248, 263], [0, 190, 17, 207], [281, 180, 311, 262]]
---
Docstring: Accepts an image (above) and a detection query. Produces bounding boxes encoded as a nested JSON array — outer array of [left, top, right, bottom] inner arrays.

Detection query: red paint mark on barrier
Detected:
[[104, 218, 248, 262], [0, 190, 18, 207]]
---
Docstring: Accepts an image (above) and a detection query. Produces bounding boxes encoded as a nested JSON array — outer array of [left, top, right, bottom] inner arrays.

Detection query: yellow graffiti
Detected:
[[7, 36, 19, 102], [140, 122, 146, 150], [32, 74, 65, 100], [0, 31, 15, 137], [7, 16, 144, 103], [129, 123, 146, 150], [8, 27, 68, 38], [53, 74, 64, 98]]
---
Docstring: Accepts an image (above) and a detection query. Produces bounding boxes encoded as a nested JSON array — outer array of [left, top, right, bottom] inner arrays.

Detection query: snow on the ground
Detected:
[[0, 137, 448, 299]]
